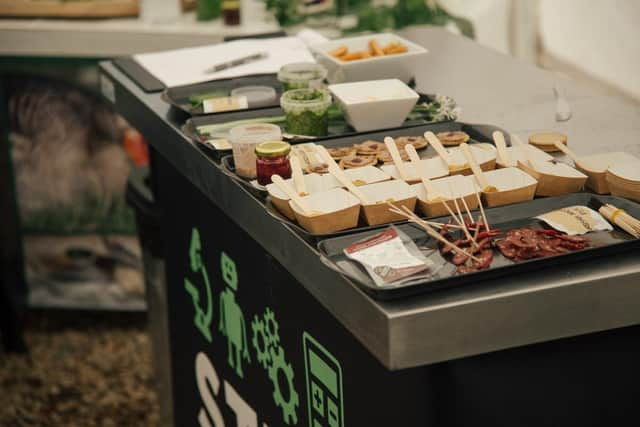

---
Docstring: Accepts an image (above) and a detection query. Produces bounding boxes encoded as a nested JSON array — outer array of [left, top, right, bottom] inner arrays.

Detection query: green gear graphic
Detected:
[[268, 346, 299, 425], [263, 308, 280, 347], [251, 315, 271, 370]]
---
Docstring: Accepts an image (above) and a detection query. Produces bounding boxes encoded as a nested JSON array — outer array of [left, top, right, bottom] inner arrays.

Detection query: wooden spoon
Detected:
[[289, 156, 308, 196], [315, 145, 371, 204], [554, 141, 588, 170], [460, 143, 497, 193], [493, 131, 513, 167], [384, 136, 410, 181], [271, 174, 313, 215], [511, 134, 542, 170], [405, 144, 445, 202], [424, 131, 460, 171]]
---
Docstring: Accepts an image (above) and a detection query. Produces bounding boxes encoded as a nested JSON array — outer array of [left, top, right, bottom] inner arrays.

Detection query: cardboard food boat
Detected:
[[411, 174, 480, 218], [574, 152, 638, 194], [443, 145, 497, 176], [380, 157, 449, 183], [517, 161, 587, 197], [495, 145, 553, 169], [480, 167, 538, 207], [267, 173, 337, 220], [356, 180, 417, 226], [324, 165, 391, 188], [289, 188, 361, 234], [606, 158, 640, 202]]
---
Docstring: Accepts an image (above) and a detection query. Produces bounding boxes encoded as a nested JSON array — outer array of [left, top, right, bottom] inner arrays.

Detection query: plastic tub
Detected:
[[229, 123, 282, 178], [280, 88, 332, 137], [230, 85, 277, 108], [277, 62, 328, 91]]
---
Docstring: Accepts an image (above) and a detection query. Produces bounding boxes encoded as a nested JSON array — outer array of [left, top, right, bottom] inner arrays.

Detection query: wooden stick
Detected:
[[474, 189, 491, 232], [460, 142, 492, 190], [384, 136, 410, 181], [386, 203, 481, 262], [271, 175, 313, 215], [315, 145, 371, 204], [424, 131, 455, 166], [405, 144, 445, 201], [554, 141, 588, 170], [451, 196, 478, 249], [493, 130, 513, 167], [290, 156, 307, 196]]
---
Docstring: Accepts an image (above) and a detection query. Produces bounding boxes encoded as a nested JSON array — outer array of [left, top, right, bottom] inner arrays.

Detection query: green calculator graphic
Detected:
[[303, 332, 344, 427]]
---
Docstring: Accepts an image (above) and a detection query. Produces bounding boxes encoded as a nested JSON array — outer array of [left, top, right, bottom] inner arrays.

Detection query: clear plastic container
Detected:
[[277, 62, 328, 91], [280, 88, 332, 137], [229, 123, 282, 179], [230, 86, 277, 108]]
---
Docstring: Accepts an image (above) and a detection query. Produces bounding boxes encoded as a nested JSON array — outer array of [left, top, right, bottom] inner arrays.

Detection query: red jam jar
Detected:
[[255, 141, 292, 186]]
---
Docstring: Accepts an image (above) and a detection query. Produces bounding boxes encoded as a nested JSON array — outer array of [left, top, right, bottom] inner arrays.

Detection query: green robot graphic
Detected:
[[218, 252, 251, 377], [184, 228, 213, 343]]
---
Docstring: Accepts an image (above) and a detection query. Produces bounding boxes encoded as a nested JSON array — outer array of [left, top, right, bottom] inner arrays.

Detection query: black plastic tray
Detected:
[[182, 93, 449, 158], [162, 73, 283, 115], [317, 193, 640, 300], [250, 121, 505, 242]]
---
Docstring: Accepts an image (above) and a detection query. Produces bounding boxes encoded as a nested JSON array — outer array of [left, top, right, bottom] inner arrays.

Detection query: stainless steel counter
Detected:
[[100, 27, 640, 371]]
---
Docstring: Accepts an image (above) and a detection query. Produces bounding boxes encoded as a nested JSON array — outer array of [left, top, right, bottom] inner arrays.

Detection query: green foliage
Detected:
[[266, 0, 474, 38], [21, 194, 136, 236]]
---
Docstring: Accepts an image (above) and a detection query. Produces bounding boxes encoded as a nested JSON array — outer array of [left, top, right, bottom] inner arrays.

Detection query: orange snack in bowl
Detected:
[[330, 46, 348, 58], [369, 39, 384, 56]]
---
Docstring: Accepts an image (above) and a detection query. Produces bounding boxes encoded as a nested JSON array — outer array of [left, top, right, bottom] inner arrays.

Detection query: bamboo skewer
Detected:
[[386, 203, 481, 262], [599, 203, 640, 238], [474, 190, 491, 232], [271, 175, 313, 215], [384, 136, 410, 181]]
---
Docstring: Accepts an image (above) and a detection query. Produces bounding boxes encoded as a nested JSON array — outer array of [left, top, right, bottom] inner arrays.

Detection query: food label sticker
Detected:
[[203, 96, 248, 114], [205, 139, 232, 150]]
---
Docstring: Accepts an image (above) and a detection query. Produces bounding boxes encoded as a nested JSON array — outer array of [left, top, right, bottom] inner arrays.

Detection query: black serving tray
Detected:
[[251, 121, 505, 242], [182, 93, 450, 159], [317, 193, 640, 300], [162, 73, 283, 116]]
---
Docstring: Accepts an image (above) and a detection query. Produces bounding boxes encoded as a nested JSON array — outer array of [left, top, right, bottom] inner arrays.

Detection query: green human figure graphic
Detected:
[[218, 252, 250, 377], [184, 228, 213, 343]]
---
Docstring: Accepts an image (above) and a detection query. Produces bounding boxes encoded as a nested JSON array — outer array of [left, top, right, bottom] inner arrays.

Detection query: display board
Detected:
[[156, 156, 435, 426]]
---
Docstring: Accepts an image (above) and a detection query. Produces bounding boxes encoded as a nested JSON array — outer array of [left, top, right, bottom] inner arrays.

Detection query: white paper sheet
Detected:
[[133, 35, 318, 87]]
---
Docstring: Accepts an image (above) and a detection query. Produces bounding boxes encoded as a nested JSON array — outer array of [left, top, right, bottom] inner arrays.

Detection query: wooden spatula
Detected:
[[554, 141, 587, 170], [271, 174, 313, 215], [384, 136, 410, 181], [493, 131, 513, 167], [290, 156, 307, 196], [424, 131, 457, 170], [460, 143, 497, 193], [315, 145, 371, 204], [405, 144, 445, 202]]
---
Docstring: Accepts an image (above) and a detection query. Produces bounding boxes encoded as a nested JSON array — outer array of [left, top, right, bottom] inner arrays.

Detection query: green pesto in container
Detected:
[[280, 88, 332, 136]]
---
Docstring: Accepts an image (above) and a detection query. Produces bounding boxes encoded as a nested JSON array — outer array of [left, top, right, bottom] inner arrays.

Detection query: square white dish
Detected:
[[329, 79, 419, 132]]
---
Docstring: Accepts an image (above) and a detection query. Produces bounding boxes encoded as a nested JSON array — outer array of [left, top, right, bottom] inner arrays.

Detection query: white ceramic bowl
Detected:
[[328, 79, 419, 132], [311, 33, 428, 83]]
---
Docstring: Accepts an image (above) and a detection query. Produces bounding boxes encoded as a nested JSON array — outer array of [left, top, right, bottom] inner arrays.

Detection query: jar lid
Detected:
[[278, 62, 328, 84], [255, 141, 291, 158], [222, 0, 240, 9]]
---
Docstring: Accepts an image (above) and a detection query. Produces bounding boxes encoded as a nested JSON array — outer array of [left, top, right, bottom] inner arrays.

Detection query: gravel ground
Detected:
[[0, 311, 160, 426]]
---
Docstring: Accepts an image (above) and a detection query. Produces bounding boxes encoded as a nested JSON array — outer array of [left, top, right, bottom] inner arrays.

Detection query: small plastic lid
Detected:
[[229, 123, 282, 145], [255, 141, 291, 158], [230, 86, 277, 108], [278, 62, 328, 84], [222, 0, 240, 9], [280, 88, 332, 113]]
